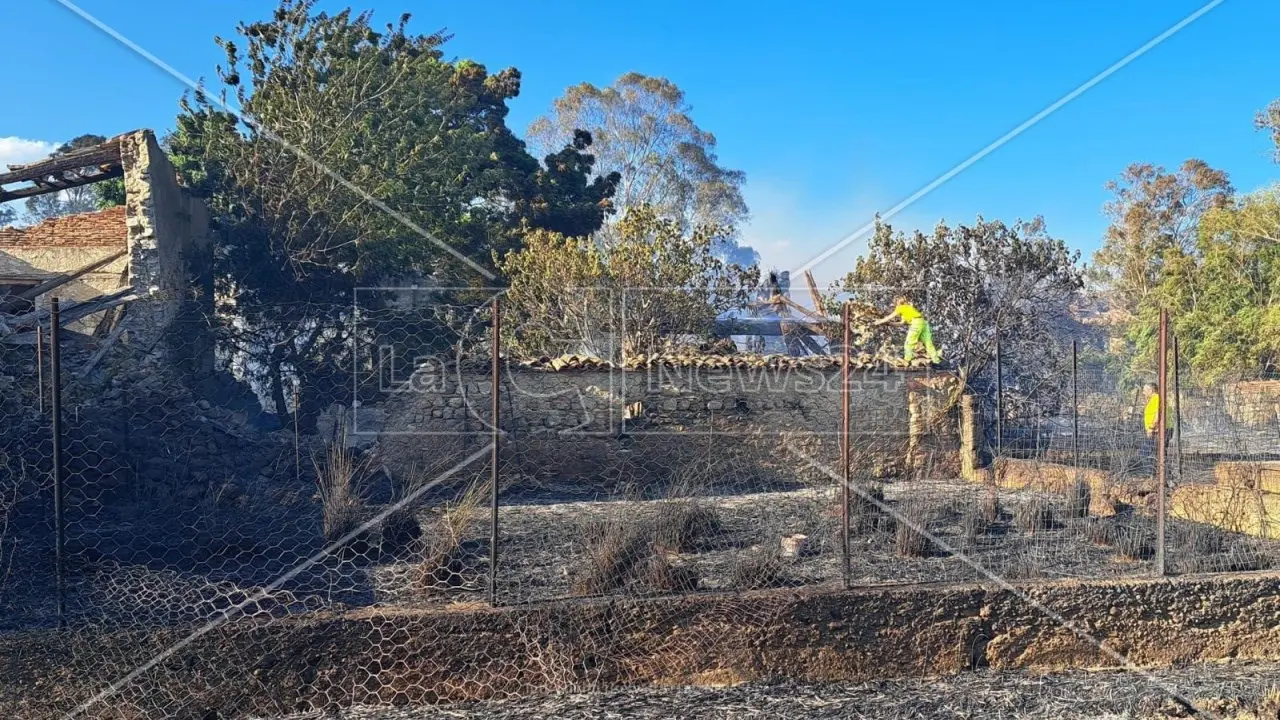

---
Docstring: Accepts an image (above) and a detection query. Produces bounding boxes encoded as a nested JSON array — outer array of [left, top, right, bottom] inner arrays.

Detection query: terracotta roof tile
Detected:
[[0, 206, 126, 248]]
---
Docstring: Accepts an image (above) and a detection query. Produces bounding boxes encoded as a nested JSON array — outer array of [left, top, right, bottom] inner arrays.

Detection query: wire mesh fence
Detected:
[[7, 292, 1280, 717]]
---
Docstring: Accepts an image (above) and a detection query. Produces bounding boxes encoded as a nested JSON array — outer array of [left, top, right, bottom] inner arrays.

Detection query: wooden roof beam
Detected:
[[0, 137, 123, 186], [0, 165, 124, 203]]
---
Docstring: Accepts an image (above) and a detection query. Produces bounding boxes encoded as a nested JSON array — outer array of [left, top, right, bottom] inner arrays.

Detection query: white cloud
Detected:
[[0, 136, 58, 172]]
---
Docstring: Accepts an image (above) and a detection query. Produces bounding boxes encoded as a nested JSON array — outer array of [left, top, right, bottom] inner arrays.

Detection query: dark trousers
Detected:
[[1140, 428, 1174, 467]]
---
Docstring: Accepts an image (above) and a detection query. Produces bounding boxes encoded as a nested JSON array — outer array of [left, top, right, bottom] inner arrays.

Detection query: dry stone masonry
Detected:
[[379, 355, 959, 491]]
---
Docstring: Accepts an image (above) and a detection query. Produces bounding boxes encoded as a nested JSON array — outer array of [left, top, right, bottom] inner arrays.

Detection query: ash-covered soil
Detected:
[[373, 478, 1278, 606], [257, 660, 1280, 719]]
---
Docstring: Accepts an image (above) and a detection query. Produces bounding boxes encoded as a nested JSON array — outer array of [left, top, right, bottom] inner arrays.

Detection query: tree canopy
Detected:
[[1146, 186, 1280, 382], [169, 0, 618, 425], [528, 72, 757, 265], [1092, 159, 1233, 324], [839, 216, 1083, 409], [497, 205, 759, 361]]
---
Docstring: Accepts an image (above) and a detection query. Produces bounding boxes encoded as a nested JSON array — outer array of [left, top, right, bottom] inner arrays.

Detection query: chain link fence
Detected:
[[5, 293, 1280, 717]]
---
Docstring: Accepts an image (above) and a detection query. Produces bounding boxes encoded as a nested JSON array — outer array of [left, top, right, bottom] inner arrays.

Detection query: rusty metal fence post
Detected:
[[1155, 309, 1168, 576], [489, 295, 501, 606], [840, 301, 851, 590], [50, 298, 66, 626], [1173, 335, 1183, 483], [36, 324, 45, 414]]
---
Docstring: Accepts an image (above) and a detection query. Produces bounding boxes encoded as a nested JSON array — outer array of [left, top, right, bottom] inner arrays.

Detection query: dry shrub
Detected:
[[416, 481, 486, 592], [849, 484, 894, 535], [381, 462, 433, 554], [1065, 479, 1091, 520], [1172, 524, 1273, 574], [1015, 496, 1056, 533], [651, 501, 722, 553], [1246, 688, 1280, 719], [313, 439, 372, 545], [1085, 516, 1118, 546], [729, 551, 799, 590], [637, 553, 699, 594], [1114, 523, 1155, 561], [1002, 549, 1045, 580], [981, 488, 1004, 524], [961, 504, 987, 546], [573, 520, 652, 596], [894, 499, 934, 558], [575, 496, 719, 596]]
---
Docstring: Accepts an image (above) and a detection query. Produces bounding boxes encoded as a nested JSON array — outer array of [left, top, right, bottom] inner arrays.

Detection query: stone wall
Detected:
[[7, 572, 1280, 718], [379, 364, 956, 491], [119, 129, 212, 351]]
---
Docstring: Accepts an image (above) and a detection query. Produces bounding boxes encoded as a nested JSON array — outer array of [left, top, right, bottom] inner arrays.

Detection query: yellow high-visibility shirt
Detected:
[[1143, 394, 1161, 433], [895, 303, 923, 323]]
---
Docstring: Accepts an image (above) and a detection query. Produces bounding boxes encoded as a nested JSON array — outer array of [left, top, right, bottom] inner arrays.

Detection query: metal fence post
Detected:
[[994, 323, 1003, 458], [1173, 335, 1182, 483], [1155, 309, 1168, 576], [50, 298, 66, 626], [1072, 339, 1079, 467], [840, 302, 851, 591], [36, 324, 45, 414], [489, 296, 501, 606]]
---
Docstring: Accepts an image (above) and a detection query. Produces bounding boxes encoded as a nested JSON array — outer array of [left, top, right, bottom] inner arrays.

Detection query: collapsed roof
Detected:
[[0, 134, 124, 204]]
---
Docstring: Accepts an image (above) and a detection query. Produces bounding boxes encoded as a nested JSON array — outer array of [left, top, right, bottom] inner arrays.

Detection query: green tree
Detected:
[[171, 1, 616, 426], [0, 203, 14, 227], [1153, 186, 1280, 382], [1092, 160, 1233, 324], [528, 72, 757, 265], [498, 205, 759, 361], [839, 217, 1083, 410]]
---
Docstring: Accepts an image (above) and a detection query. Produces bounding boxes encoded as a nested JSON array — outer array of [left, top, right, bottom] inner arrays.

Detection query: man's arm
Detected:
[[872, 309, 899, 326]]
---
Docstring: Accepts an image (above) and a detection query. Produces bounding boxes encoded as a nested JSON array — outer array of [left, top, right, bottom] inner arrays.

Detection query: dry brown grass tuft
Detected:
[[637, 553, 699, 594], [1085, 516, 1118, 546], [380, 462, 434, 554], [1065, 479, 1091, 520], [416, 480, 487, 592], [313, 439, 372, 545], [1015, 496, 1056, 534], [894, 499, 934, 558], [1114, 523, 1155, 561], [651, 501, 722, 553], [960, 504, 988, 547], [849, 484, 895, 535], [572, 520, 652, 596], [728, 551, 799, 590], [981, 488, 1003, 524]]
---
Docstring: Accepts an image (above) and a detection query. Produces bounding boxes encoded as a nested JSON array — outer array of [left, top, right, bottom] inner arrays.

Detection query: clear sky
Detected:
[[2, 0, 1278, 283]]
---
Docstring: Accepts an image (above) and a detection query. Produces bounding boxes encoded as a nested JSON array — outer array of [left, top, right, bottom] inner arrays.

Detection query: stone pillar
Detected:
[[119, 130, 193, 353], [960, 394, 980, 482]]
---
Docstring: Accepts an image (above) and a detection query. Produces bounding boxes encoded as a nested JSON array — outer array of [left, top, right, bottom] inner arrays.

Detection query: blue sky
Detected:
[[2, 0, 1278, 284]]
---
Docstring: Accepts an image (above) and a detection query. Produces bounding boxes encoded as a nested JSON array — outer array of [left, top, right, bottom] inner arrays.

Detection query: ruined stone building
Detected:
[[0, 130, 211, 352]]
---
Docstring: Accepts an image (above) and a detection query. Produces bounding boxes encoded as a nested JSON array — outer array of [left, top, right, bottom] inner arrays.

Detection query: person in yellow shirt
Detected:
[[1140, 383, 1173, 462], [873, 295, 942, 364], [1142, 384, 1161, 436]]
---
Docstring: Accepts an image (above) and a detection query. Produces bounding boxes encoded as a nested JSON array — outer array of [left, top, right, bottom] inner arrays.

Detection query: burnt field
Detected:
[[371, 477, 1280, 607], [259, 660, 1280, 720]]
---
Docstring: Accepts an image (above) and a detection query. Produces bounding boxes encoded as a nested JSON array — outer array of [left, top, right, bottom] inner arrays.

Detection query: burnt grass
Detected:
[[371, 478, 1280, 606], [261, 659, 1280, 719]]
